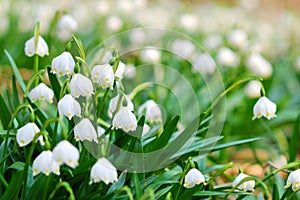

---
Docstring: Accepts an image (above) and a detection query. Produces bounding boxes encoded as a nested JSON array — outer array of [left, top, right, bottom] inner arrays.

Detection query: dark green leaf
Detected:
[[106, 171, 126, 195], [47, 67, 61, 101], [0, 94, 11, 129], [8, 161, 25, 171], [289, 114, 300, 162], [4, 50, 26, 93], [1, 170, 23, 200], [12, 75, 20, 109]]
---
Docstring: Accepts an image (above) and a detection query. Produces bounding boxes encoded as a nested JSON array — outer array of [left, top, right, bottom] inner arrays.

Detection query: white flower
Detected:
[[74, 118, 98, 142], [285, 169, 300, 191], [29, 83, 54, 103], [108, 95, 134, 118], [16, 123, 43, 147], [138, 100, 162, 123], [112, 107, 137, 132], [192, 53, 216, 75], [91, 64, 114, 89], [179, 14, 198, 32], [232, 173, 255, 191], [124, 63, 136, 79], [115, 61, 126, 79], [90, 158, 118, 185], [216, 47, 240, 68], [252, 96, 277, 120], [97, 126, 105, 137], [106, 15, 123, 32], [244, 80, 261, 98], [171, 39, 196, 59], [57, 14, 78, 41], [129, 29, 146, 44], [32, 151, 60, 176], [58, 94, 81, 120], [227, 29, 248, 50], [52, 140, 80, 168], [24, 36, 49, 57], [203, 34, 222, 50], [70, 74, 94, 98], [183, 168, 205, 188], [140, 47, 161, 63], [51, 52, 75, 77], [246, 53, 273, 78]]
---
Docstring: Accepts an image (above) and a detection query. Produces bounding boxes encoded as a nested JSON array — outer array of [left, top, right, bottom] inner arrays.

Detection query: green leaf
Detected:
[[210, 137, 262, 152], [4, 50, 26, 93], [12, 75, 20, 109], [145, 115, 180, 152], [1, 170, 23, 200], [0, 94, 11, 129], [272, 183, 280, 200], [133, 173, 142, 199], [8, 161, 25, 171], [107, 171, 126, 195], [289, 114, 300, 162], [193, 190, 252, 197], [47, 67, 61, 101]]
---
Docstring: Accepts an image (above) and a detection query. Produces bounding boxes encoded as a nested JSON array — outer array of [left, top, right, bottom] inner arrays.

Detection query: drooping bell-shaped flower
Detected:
[[232, 173, 255, 192], [16, 123, 43, 147], [183, 168, 205, 188], [203, 34, 222, 50], [97, 126, 105, 137], [112, 107, 137, 132], [216, 47, 240, 68], [51, 52, 75, 77], [52, 140, 80, 169], [74, 118, 98, 142], [57, 14, 78, 41], [138, 100, 162, 123], [32, 150, 60, 176], [108, 94, 134, 118], [58, 94, 81, 120], [252, 96, 276, 120], [70, 74, 94, 98], [91, 64, 114, 89], [192, 53, 216, 75], [115, 61, 126, 79], [227, 29, 248, 50], [25, 36, 49, 57], [90, 158, 118, 185], [29, 83, 54, 103], [285, 169, 300, 191], [246, 53, 273, 79]]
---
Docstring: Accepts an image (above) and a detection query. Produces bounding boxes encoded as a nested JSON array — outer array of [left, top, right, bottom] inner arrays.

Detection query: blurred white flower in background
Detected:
[[51, 52, 75, 77], [16, 123, 43, 147], [246, 53, 273, 78], [203, 34, 223, 51], [183, 168, 205, 188], [25, 36, 49, 57], [29, 83, 54, 103], [90, 158, 118, 185], [74, 118, 98, 142], [179, 13, 198, 32], [58, 94, 81, 120], [171, 39, 196, 59], [140, 47, 161, 63], [108, 94, 134, 118], [285, 169, 300, 191], [91, 64, 115, 89], [106, 15, 123, 32], [113, 107, 137, 132], [124, 63, 136, 79], [252, 96, 277, 120], [138, 100, 162, 123], [244, 80, 261, 98], [227, 29, 248, 50], [70, 74, 94, 98], [57, 14, 78, 41], [192, 53, 216, 75], [129, 29, 146, 44], [232, 173, 255, 191], [115, 61, 126, 79], [53, 140, 80, 169], [216, 47, 240, 67], [32, 151, 60, 176]]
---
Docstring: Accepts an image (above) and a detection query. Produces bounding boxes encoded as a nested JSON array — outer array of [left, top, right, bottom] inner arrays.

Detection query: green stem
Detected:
[[33, 54, 39, 86], [97, 88, 110, 116], [203, 76, 263, 117], [117, 186, 134, 200], [24, 69, 45, 95], [49, 181, 75, 200], [175, 158, 192, 200], [42, 117, 68, 141], [129, 82, 154, 100], [0, 172, 8, 189]]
